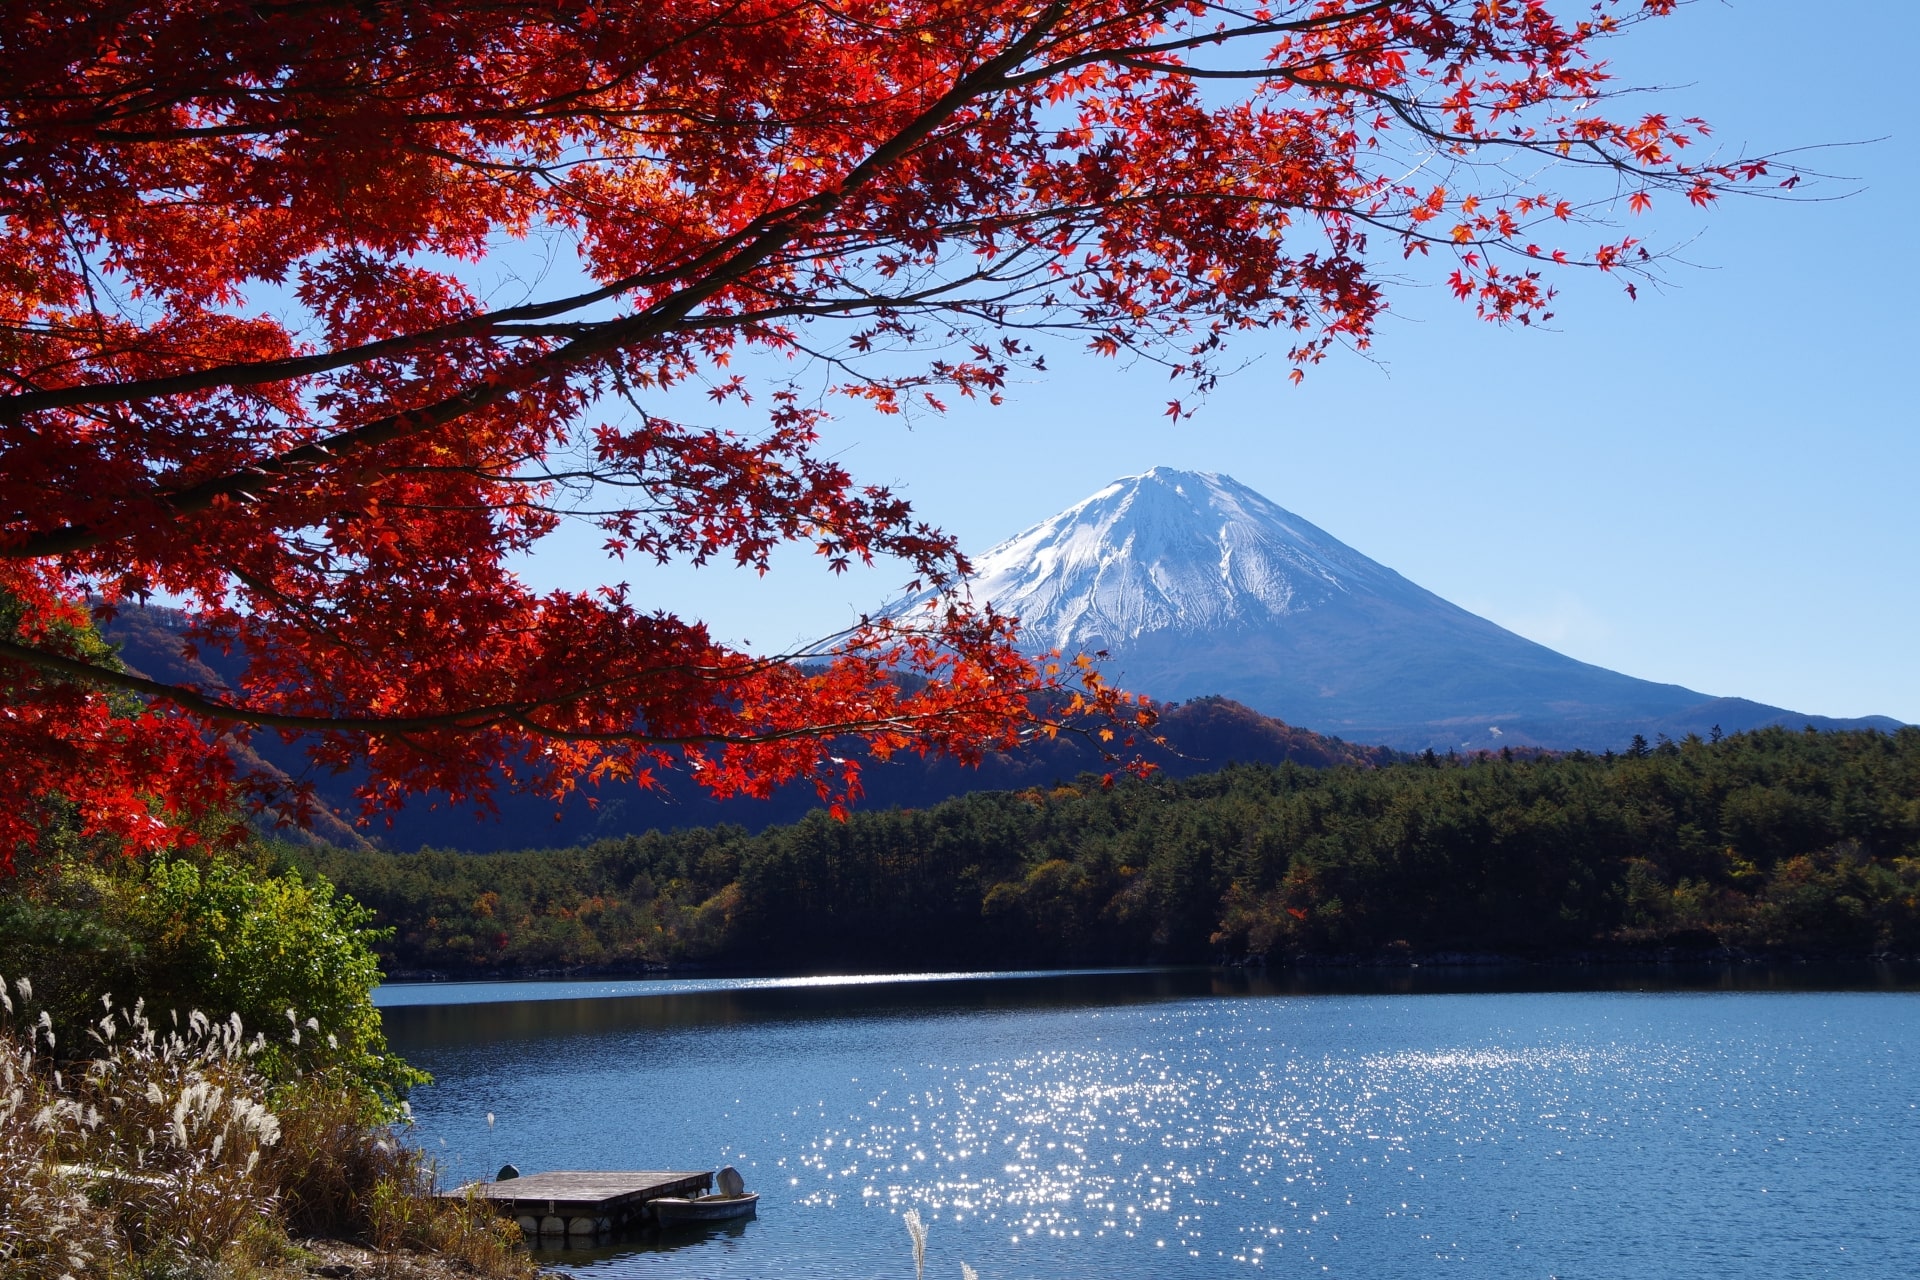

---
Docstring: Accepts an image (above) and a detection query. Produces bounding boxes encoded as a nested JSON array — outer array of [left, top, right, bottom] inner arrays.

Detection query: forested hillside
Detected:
[[296, 726, 1920, 974]]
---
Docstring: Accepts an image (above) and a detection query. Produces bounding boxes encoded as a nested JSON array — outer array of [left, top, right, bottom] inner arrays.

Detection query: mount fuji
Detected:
[[923, 467, 1901, 752], [95, 467, 1903, 852]]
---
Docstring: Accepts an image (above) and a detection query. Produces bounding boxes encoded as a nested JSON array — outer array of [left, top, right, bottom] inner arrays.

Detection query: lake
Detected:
[[378, 967, 1920, 1279]]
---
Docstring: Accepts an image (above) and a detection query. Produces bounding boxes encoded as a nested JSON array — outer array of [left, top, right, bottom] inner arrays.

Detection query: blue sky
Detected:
[[522, 0, 1920, 726]]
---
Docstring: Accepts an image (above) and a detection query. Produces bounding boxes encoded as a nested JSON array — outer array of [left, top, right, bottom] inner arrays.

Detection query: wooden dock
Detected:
[[446, 1169, 713, 1240]]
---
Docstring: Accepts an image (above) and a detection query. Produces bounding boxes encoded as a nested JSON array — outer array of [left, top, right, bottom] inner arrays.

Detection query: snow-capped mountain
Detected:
[[961, 467, 1421, 652], [918, 467, 1902, 752]]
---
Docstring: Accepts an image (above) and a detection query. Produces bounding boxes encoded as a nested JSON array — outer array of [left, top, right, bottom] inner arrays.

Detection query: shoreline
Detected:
[[377, 950, 1920, 988]]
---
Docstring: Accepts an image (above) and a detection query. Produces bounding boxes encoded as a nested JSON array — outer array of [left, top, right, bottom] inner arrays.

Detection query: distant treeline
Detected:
[[293, 726, 1920, 973]]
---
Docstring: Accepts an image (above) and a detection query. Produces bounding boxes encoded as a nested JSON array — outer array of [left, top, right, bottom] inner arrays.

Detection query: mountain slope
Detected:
[[929, 467, 1901, 751]]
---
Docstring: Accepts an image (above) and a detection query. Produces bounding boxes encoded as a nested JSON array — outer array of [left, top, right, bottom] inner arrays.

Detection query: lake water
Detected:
[[379, 968, 1920, 1279]]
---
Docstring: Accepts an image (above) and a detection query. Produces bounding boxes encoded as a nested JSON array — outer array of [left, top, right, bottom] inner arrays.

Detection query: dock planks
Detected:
[[447, 1169, 713, 1240]]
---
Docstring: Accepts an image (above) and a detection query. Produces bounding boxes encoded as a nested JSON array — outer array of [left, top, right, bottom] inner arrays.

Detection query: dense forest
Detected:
[[294, 726, 1920, 974]]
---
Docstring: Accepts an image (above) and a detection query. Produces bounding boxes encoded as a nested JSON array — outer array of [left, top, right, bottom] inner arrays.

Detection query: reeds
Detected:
[[0, 1007, 95, 1280], [903, 1206, 984, 1280], [0, 976, 532, 1279], [2, 978, 281, 1277], [904, 1206, 928, 1278]]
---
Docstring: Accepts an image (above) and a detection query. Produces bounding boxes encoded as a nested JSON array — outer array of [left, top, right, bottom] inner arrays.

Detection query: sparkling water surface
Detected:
[[381, 969, 1920, 1279]]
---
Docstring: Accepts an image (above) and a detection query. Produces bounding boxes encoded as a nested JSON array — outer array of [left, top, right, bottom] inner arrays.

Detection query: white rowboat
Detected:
[[652, 1191, 760, 1223]]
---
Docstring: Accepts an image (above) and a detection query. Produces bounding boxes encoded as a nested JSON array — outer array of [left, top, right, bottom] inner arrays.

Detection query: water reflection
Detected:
[[382, 969, 1212, 1048], [381, 962, 1920, 1050], [374, 966, 1169, 1009], [529, 1216, 753, 1273]]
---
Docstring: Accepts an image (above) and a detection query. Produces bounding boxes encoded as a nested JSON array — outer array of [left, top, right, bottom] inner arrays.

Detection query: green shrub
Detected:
[[131, 855, 425, 1105], [0, 849, 424, 1110]]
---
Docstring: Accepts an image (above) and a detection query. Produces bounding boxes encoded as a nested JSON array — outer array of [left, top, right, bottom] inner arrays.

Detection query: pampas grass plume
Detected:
[[903, 1206, 927, 1279]]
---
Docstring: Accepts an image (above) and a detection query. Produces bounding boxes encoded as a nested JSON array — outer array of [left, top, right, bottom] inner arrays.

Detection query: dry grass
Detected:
[[268, 1079, 532, 1276], [1, 975, 537, 1280], [268, 1078, 415, 1239], [1, 979, 280, 1278]]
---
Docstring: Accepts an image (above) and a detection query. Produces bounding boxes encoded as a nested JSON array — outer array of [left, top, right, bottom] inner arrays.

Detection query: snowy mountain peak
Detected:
[[955, 468, 1410, 652], [890, 467, 1905, 752]]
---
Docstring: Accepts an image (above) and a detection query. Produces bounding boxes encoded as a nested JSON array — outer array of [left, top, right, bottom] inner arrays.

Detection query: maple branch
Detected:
[[0, 635, 535, 733], [0, 215, 791, 418], [0, 631, 1032, 750], [990, 0, 1405, 92], [506, 701, 1024, 748], [0, 3, 1082, 430], [21, 1, 762, 144], [4, 4, 1078, 561]]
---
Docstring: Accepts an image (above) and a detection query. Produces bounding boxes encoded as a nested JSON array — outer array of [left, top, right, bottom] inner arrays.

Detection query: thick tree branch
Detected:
[[4, 3, 1076, 561], [0, 635, 535, 732], [0, 633, 1032, 748]]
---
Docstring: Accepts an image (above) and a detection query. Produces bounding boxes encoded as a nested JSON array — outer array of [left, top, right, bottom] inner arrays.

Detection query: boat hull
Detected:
[[653, 1192, 759, 1223]]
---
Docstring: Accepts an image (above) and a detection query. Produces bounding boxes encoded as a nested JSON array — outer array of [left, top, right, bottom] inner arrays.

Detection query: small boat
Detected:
[[652, 1191, 759, 1223]]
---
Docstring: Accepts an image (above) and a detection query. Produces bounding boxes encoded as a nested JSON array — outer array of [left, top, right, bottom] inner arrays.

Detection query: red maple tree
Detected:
[[0, 0, 1788, 870]]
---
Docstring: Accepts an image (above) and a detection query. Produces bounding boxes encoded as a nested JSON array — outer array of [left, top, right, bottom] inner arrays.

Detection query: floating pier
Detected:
[[448, 1169, 713, 1241]]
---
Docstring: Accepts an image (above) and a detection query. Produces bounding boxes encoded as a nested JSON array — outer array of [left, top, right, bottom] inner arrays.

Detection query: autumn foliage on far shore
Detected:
[[0, 1, 1789, 870]]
